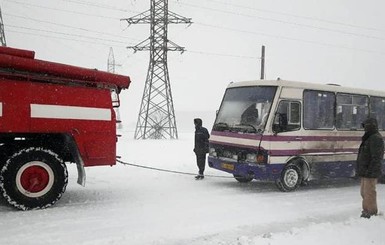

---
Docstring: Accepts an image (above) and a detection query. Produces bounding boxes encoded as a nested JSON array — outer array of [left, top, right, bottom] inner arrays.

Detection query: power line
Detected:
[[5, 16, 260, 60], [7, 29, 126, 48], [175, 1, 385, 42], [188, 50, 259, 59], [6, 24, 130, 45], [198, 0, 385, 34], [61, 0, 136, 13], [4, 12, 140, 41], [5, 0, 119, 20], [4, 2, 384, 59], [194, 22, 385, 56]]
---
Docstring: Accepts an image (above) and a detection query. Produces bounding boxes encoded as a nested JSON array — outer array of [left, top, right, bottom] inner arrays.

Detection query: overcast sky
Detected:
[[2, 0, 385, 126]]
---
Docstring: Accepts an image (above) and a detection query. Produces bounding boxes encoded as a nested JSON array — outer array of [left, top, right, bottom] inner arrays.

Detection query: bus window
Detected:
[[273, 100, 301, 132], [336, 94, 368, 130], [370, 97, 385, 130], [304, 90, 335, 130]]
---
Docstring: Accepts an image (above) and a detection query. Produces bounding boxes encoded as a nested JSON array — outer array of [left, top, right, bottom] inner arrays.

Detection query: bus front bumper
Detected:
[[207, 156, 284, 181]]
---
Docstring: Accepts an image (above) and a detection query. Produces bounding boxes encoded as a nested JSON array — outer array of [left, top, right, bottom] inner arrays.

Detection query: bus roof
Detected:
[[227, 79, 385, 97]]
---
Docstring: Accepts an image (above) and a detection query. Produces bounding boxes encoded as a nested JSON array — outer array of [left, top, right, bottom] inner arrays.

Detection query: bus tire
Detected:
[[0, 147, 68, 210], [276, 164, 302, 192], [233, 174, 253, 183]]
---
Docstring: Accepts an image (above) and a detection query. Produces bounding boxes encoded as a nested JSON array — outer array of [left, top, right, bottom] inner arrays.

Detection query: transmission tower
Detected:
[[107, 47, 116, 73], [107, 47, 122, 129], [0, 5, 6, 46], [122, 0, 192, 139]]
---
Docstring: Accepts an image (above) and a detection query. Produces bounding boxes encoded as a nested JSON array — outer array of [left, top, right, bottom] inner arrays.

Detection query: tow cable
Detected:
[[116, 159, 234, 179]]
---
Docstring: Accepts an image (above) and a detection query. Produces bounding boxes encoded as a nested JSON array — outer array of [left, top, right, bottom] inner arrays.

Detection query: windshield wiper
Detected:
[[236, 124, 257, 133], [213, 122, 229, 131]]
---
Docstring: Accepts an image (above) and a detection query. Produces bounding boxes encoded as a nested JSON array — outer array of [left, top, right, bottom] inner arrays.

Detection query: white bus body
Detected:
[[208, 80, 385, 191]]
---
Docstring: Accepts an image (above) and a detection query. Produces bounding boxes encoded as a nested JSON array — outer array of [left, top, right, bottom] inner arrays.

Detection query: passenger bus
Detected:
[[208, 79, 385, 191]]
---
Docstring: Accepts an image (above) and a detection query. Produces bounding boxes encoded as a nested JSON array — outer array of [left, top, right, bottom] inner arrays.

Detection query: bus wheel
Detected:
[[233, 174, 253, 183], [276, 164, 302, 192], [0, 147, 68, 210]]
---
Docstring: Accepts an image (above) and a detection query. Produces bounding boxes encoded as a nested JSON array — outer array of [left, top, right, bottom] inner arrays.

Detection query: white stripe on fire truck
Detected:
[[30, 104, 111, 121], [0, 102, 2, 117]]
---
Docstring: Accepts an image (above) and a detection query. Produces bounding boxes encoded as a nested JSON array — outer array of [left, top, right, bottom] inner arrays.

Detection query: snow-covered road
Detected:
[[1, 132, 384, 245]]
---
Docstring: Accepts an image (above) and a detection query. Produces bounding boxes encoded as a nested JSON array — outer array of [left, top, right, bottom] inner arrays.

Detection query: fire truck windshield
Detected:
[[213, 86, 277, 133]]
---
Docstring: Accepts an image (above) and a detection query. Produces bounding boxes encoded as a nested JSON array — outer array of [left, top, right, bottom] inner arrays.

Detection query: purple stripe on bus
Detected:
[[211, 140, 358, 155], [211, 131, 364, 142], [269, 148, 358, 156]]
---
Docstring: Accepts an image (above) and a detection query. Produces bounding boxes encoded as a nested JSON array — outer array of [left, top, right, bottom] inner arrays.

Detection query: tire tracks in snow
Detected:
[[164, 209, 360, 245]]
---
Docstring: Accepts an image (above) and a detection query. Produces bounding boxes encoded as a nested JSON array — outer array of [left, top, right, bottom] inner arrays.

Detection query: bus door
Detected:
[[302, 90, 337, 178]]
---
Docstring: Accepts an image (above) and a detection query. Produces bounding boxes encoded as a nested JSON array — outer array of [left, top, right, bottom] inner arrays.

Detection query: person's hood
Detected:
[[194, 118, 202, 127], [363, 117, 378, 132]]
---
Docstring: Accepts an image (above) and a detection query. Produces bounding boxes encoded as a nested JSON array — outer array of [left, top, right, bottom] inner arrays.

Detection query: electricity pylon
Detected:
[[107, 47, 122, 129], [122, 0, 192, 139], [0, 5, 6, 46], [107, 47, 116, 74]]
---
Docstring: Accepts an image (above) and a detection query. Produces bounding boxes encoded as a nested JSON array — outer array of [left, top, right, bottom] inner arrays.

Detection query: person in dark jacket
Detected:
[[193, 118, 210, 180], [356, 117, 384, 218]]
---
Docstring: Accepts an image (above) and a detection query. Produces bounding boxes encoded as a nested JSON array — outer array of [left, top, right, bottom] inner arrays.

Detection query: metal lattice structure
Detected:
[[107, 47, 116, 73], [122, 0, 191, 139], [107, 47, 123, 129], [0, 5, 6, 46]]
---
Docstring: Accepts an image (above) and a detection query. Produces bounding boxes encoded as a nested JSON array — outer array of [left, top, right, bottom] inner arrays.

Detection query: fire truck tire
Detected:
[[233, 174, 253, 183], [276, 164, 302, 192], [0, 147, 68, 210]]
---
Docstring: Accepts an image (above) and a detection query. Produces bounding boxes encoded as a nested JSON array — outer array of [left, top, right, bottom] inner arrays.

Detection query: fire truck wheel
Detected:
[[276, 164, 302, 192], [233, 174, 253, 183], [0, 147, 68, 210]]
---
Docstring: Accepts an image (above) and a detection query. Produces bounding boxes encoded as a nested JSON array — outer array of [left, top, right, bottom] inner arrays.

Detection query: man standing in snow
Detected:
[[194, 118, 210, 180], [356, 118, 384, 218]]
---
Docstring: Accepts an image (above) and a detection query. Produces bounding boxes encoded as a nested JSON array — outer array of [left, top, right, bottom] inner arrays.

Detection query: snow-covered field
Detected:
[[1, 131, 385, 245]]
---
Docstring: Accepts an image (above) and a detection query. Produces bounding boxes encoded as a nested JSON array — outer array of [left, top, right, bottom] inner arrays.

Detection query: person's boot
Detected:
[[195, 174, 204, 180], [360, 211, 371, 219]]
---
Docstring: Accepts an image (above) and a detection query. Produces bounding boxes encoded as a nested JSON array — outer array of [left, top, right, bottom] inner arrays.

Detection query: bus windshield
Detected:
[[213, 86, 277, 133]]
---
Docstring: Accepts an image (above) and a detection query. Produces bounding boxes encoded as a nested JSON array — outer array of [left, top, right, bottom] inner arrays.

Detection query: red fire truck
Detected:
[[0, 46, 131, 210]]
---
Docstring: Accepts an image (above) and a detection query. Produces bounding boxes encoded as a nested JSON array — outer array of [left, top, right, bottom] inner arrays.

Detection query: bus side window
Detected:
[[273, 100, 301, 133], [304, 90, 335, 129], [370, 97, 385, 130], [336, 93, 368, 130]]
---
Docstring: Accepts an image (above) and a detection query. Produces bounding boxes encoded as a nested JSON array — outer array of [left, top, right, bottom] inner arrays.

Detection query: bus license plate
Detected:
[[221, 163, 235, 171]]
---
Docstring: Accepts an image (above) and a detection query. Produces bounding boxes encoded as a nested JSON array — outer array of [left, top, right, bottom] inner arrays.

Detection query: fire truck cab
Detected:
[[0, 46, 131, 210]]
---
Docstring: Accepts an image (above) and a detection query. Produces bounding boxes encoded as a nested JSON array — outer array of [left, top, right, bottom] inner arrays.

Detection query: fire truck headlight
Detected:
[[209, 148, 217, 157]]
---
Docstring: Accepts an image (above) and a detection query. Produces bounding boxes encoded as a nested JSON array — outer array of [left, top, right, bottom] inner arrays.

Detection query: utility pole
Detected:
[[122, 0, 192, 139], [260, 45, 265, 80], [0, 5, 7, 46]]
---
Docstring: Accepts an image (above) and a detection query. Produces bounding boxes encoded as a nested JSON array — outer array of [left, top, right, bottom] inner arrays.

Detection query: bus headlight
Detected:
[[209, 148, 217, 157], [246, 152, 268, 164], [257, 154, 267, 164], [246, 153, 257, 163]]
